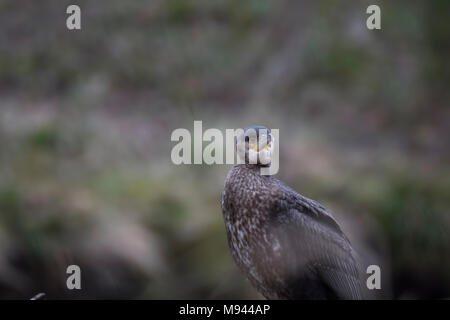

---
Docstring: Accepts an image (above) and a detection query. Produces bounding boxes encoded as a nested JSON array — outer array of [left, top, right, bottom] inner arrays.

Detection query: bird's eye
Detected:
[[246, 136, 256, 144]]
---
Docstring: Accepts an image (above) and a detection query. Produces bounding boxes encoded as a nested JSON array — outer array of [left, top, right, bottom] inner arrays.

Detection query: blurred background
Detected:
[[0, 0, 449, 299]]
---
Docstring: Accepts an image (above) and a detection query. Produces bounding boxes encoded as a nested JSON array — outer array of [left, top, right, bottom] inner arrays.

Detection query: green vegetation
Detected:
[[0, 0, 449, 299]]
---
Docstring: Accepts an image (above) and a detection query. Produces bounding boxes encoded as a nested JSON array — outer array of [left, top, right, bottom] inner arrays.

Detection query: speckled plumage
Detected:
[[221, 164, 362, 300]]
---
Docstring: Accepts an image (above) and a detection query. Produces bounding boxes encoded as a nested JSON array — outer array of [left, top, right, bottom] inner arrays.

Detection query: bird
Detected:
[[221, 126, 363, 300]]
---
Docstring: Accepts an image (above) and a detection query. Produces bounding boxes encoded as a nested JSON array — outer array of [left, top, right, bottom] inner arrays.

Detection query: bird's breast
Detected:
[[221, 165, 290, 298], [222, 193, 286, 297]]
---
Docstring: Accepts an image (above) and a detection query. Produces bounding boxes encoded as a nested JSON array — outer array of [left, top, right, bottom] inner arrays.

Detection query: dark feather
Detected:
[[222, 164, 363, 300]]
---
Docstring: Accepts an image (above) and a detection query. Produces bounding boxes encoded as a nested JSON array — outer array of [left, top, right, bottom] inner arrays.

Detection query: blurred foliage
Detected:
[[0, 0, 449, 299]]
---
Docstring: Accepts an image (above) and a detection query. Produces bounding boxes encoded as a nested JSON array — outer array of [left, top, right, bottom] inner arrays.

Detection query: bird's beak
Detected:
[[250, 142, 271, 152]]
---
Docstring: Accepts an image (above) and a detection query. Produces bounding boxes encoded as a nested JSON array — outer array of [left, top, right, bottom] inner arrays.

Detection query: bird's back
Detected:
[[221, 164, 363, 300]]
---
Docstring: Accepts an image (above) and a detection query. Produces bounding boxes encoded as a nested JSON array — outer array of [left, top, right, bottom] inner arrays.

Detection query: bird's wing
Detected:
[[271, 186, 363, 299], [276, 180, 346, 238]]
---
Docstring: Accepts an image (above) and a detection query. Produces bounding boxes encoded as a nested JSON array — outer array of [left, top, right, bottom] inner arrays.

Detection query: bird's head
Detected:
[[236, 126, 274, 166]]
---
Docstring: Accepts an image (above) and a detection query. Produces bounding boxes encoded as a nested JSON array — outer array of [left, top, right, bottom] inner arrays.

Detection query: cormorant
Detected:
[[221, 126, 362, 299]]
